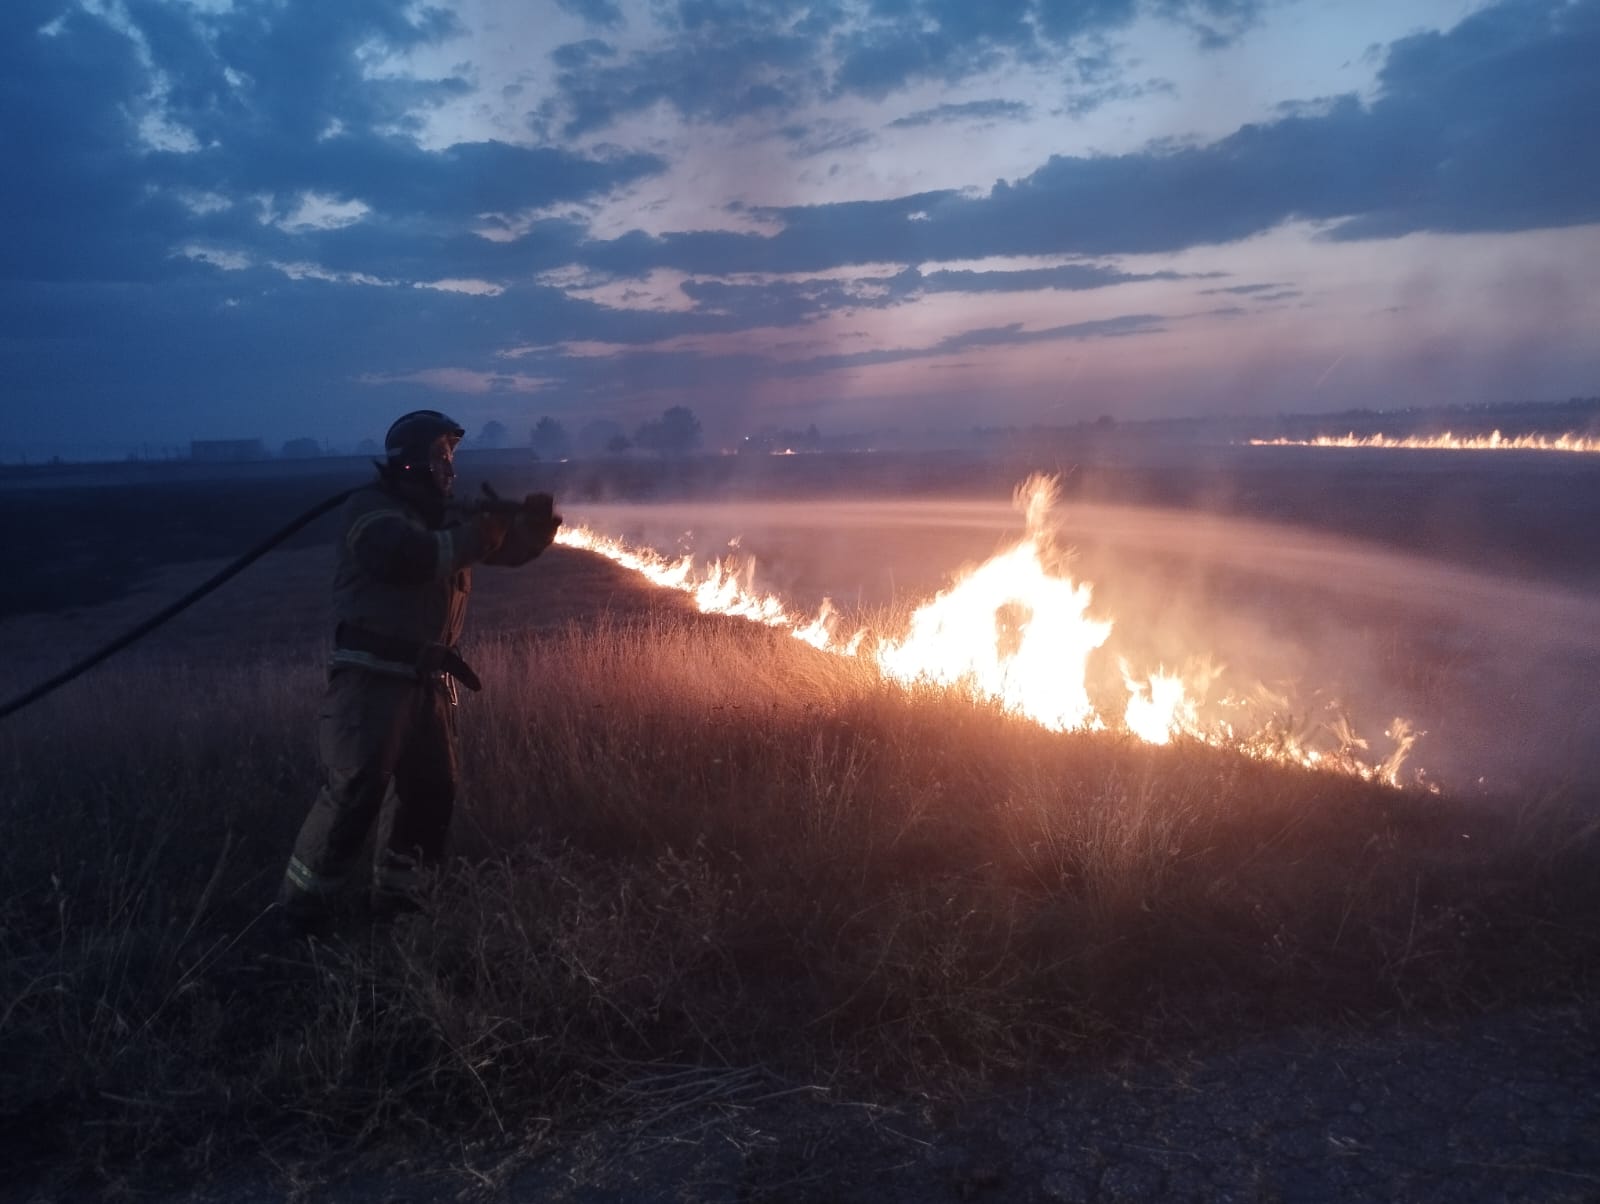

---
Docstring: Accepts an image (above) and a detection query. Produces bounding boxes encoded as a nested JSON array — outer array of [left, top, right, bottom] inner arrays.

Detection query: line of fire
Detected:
[[559, 474, 1425, 789]]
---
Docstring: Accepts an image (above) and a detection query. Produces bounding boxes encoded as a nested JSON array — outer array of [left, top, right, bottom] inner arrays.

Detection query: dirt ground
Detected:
[[20, 1003, 1596, 1203]]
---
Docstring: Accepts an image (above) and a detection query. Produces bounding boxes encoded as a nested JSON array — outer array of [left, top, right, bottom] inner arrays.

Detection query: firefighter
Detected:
[[278, 409, 559, 932]]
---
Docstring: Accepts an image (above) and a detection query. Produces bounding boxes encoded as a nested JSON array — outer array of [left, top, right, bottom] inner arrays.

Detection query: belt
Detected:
[[333, 623, 483, 691]]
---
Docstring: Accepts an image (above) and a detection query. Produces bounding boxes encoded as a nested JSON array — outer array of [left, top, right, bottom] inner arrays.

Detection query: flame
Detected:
[[554, 476, 1424, 787], [1122, 659, 1213, 745], [1248, 430, 1600, 453], [874, 532, 1110, 732]]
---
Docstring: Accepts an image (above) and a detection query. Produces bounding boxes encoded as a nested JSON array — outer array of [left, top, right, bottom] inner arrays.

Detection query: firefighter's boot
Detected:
[[279, 856, 343, 937], [370, 848, 426, 921]]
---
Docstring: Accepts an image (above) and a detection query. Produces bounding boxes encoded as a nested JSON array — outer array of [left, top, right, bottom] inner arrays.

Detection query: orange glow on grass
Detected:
[[555, 476, 1423, 786]]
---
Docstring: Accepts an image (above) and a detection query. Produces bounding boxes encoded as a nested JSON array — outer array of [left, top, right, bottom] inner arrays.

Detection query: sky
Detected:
[[2, 0, 1598, 459]]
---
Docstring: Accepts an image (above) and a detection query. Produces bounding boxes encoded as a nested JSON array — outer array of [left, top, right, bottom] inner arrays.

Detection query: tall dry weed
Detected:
[[1, 615, 1597, 1186]]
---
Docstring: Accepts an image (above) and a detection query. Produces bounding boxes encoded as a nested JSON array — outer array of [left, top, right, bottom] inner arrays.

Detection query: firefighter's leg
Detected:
[[281, 670, 414, 926], [373, 678, 458, 913], [372, 678, 457, 909]]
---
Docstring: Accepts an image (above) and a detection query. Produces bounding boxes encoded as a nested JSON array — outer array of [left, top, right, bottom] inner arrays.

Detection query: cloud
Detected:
[[572, 0, 1600, 275], [0, 3, 189, 282], [778, 119, 876, 158], [272, 192, 371, 233], [5, 0, 1597, 454], [1324, 0, 1600, 239], [143, 1, 468, 145], [551, 38, 617, 68], [544, 21, 812, 137], [625, 261, 1186, 329], [1148, 0, 1265, 49], [540, 0, 1257, 136], [913, 264, 1204, 293], [772, 312, 1168, 377], [1200, 282, 1291, 296], [0, 1, 663, 286], [556, 0, 626, 28], [359, 367, 553, 393], [888, 99, 1031, 128], [934, 313, 1164, 352], [678, 275, 874, 324], [1060, 73, 1176, 117], [834, 0, 1123, 98], [834, 0, 1258, 98]]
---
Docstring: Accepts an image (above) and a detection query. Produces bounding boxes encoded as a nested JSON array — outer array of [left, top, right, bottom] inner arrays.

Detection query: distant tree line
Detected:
[[528, 405, 703, 460], [248, 405, 707, 464], [740, 423, 823, 454]]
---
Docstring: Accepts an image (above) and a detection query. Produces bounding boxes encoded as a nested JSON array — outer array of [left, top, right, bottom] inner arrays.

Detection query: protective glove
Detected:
[[476, 509, 513, 555], [521, 492, 562, 550], [482, 493, 562, 566]]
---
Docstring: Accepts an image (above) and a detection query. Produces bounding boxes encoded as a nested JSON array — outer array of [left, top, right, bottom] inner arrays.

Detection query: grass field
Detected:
[[3, 452, 1600, 1193], [4, 574, 1599, 1192]]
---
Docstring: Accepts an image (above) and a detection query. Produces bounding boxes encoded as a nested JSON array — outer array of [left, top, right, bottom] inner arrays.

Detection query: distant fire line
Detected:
[[1248, 430, 1600, 453]]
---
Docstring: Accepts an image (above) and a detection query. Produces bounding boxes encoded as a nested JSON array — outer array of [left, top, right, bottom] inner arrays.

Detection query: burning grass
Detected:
[[560, 475, 1430, 786], [2, 613, 1599, 1190], [1248, 431, 1600, 453]]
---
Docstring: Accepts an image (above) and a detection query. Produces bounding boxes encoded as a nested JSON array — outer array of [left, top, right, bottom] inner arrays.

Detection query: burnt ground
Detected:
[[4, 448, 1600, 1201]]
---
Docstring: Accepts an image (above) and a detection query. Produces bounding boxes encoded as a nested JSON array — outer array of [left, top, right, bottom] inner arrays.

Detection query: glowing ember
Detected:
[[555, 477, 1423, 787], [1248, 430, 1600, 453]]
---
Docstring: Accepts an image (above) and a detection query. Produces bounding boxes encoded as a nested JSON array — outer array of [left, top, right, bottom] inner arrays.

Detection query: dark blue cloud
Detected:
[[914, 264, 1204, 292], [888, 99, 1031, 128], [540, 0, 1251, 135], [552, 38, 617, 68], [140, 0, 467, 145], [835, 0, 1256, 98], [0, 3, 185, 282], [576, 0, 1600, 274], [1147, 0, 1264, 49], [1060, 71, 1176, 116], [6, 0, 1596, 456], [658, 261, 1193, 328], [0, 252, 776, 448], [162, 136, 662, 224], [679, 276, 864, 324], [1200, 282, 1291, 296], [1323, 0, 1600, 239], [772, 312, 1166, 377], [778, 120, 876, 157], [937, 313, 1163, 351], [0, 1, 662, 288], [557, 0, 626, 27], [544, 23, 812, 136]]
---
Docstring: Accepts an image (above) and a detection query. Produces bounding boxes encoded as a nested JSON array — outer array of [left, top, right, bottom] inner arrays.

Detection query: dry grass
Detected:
[[2, 612, 1598, 1190]]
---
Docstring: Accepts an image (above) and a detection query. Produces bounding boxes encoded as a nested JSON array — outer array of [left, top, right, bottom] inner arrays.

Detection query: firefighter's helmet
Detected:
[[385, 410, 465, 468]]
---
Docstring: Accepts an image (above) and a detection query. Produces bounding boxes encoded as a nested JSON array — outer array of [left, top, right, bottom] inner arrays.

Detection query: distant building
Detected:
[[280, 437, 323, 459], [190, 438, 266, 462]]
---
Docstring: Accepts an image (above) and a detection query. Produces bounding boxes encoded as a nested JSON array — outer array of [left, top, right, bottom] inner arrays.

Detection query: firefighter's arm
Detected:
[[482, 494, 562, 567], [345, 497, 508, 584]]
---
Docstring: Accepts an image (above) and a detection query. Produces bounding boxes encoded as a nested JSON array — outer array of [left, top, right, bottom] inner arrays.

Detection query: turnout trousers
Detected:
[[281, 667, 457, 919]]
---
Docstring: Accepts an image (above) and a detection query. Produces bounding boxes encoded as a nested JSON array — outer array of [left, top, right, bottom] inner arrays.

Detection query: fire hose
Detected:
[[0, 482, 548, 722]]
